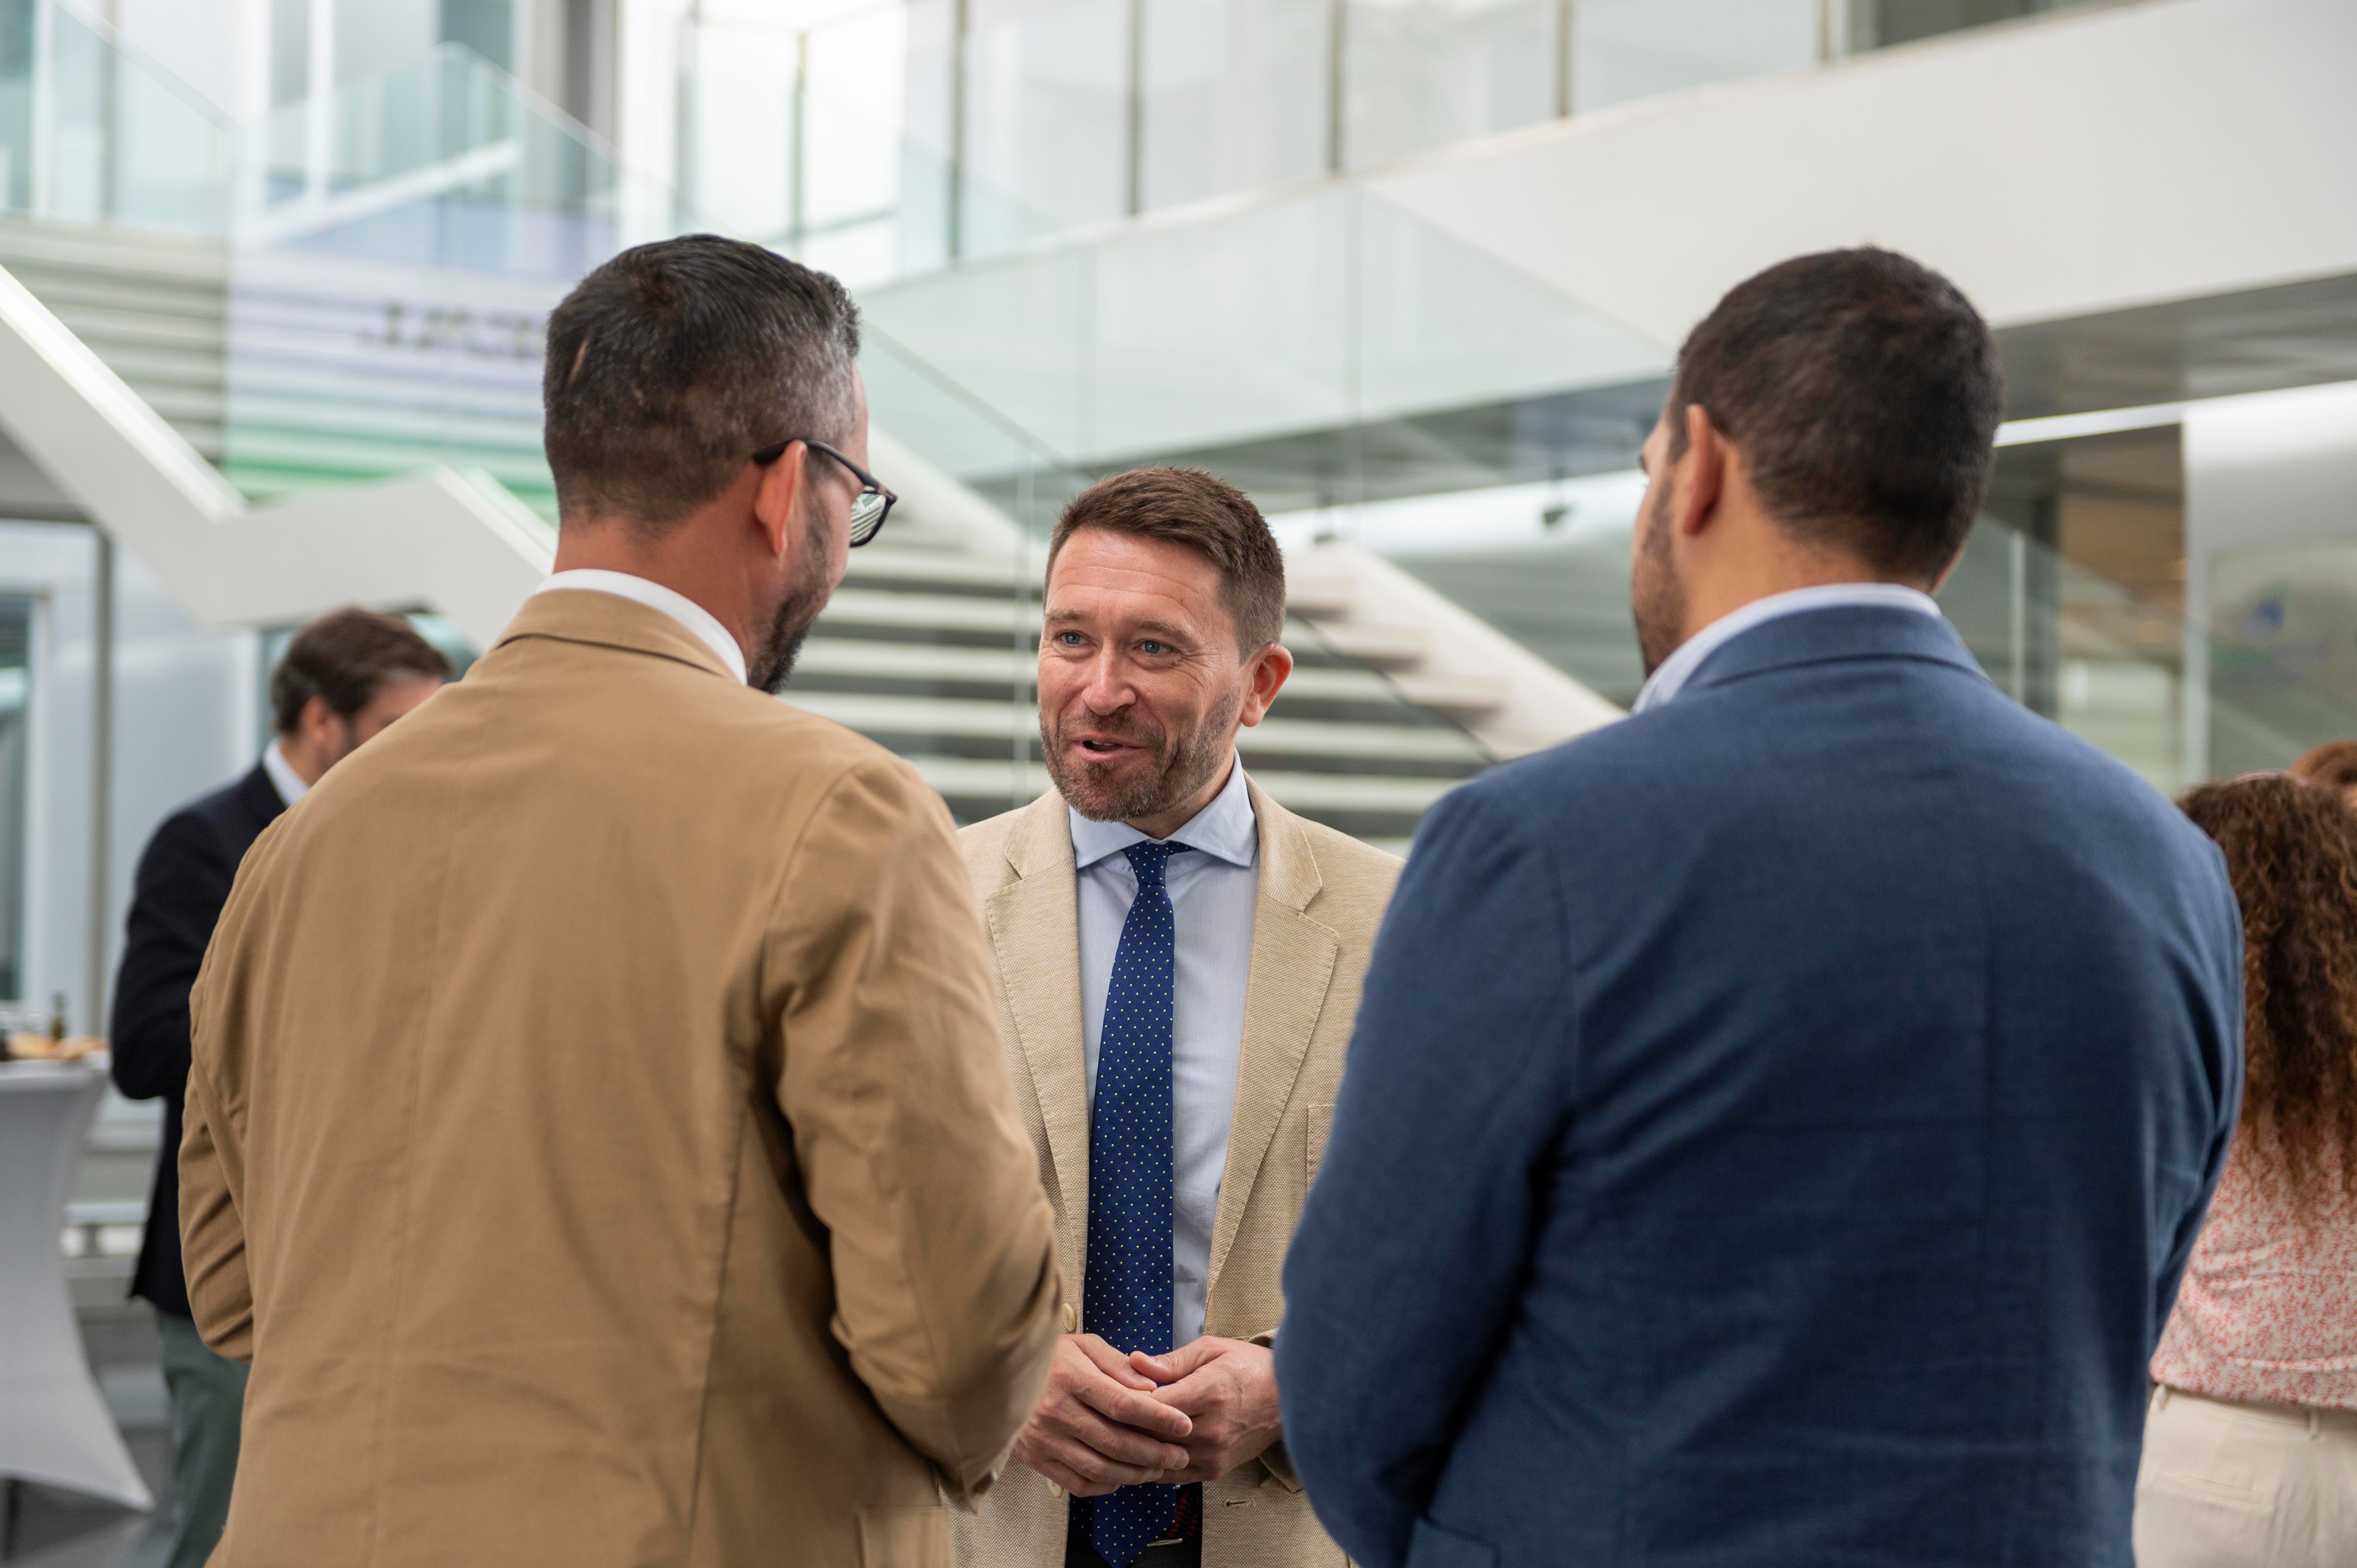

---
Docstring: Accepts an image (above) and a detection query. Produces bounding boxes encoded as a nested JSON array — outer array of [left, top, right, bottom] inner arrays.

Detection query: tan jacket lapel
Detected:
[[981, 792, 1091, 1238], [1208, 781, 1339, 1293]]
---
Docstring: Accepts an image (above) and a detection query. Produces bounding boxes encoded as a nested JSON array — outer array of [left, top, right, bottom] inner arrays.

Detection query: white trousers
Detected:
[[2134, 1384, 2357, 1568]]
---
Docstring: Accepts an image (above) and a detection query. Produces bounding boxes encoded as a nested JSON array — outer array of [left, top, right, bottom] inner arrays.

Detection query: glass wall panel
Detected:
[[1571, 0, 1818, 115], [0, 594, 27, 1001], [962, 0, 1127, 240], [1342, 0, 1557, 172], [680, 18, 799, 241], [1139, 0, 1327, 208], [0, 0, 230, 235]]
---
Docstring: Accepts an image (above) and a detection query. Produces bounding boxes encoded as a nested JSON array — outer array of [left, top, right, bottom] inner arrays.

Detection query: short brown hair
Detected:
[[1670, 247, 2003, 581], [1048, 468, 1286, 655], [270, 607, 451, 736], [2292, 738, 2357, 794], [543, 235, 860, 534]]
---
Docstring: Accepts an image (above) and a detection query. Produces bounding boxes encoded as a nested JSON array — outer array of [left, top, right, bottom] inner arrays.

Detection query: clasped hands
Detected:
[[1013, 1333, 1281, 1497]]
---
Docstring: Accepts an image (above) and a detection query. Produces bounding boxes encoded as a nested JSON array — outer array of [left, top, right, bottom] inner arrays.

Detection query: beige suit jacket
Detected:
[[181, 591, 1061, 1568], [951, 782, 1400, 1568]]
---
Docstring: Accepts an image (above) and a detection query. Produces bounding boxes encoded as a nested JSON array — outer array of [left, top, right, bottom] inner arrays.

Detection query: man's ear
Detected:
[[1677, 403, 1725, 540], [751, 444, 810, 562], [1238, 643, 1294, 728]]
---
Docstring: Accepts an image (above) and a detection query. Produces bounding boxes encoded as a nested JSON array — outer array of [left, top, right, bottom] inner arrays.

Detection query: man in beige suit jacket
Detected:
[[953, 470, 1399, 1568], [181, 238, 1059, 1568]]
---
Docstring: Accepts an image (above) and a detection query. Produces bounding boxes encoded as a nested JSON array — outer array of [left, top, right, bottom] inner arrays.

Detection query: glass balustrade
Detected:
[[0, 0, 231, 234]]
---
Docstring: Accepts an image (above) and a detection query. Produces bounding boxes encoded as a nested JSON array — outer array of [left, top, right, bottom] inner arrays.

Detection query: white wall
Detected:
[[1368, 0, 2357, 346]]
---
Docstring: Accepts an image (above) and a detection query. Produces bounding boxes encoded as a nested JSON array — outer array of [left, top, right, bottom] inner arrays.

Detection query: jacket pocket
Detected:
[[859, 1506, 951, 1568], [1307, 1103, 1335, 1185], [1405, 1516, 1498, 1568]]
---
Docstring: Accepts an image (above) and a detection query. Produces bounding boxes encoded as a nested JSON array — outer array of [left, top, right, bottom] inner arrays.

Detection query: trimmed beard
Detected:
[[1043, 685, 1242, 823], [745, 512, 835, 695], [1630, 477, 1688, 679]]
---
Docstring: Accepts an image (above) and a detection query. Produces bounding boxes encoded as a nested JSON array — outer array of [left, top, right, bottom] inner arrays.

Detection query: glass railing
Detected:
[[854, 180, 1670, 489], [0, 0, 232, 234]]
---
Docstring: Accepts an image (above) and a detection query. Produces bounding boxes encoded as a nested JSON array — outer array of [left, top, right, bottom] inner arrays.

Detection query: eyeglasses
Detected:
[[751, 438, 896, 547]]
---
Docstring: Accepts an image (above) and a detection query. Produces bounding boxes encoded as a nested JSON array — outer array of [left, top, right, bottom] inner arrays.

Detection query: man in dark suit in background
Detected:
[[110, 606, 447, 1568], [1276, 249, 2246, 1568]]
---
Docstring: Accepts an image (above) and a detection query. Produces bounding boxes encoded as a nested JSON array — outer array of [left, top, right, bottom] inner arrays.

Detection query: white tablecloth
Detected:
[[0, 1060, 154, 1509]]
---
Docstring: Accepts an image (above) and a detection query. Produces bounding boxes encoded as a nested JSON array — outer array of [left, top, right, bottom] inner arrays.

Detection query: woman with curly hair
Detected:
[[2137, 772, 2357, 1566]]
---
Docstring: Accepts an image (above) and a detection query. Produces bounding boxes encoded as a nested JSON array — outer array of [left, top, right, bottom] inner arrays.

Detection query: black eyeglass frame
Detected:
[[751, 437, 896, 547]]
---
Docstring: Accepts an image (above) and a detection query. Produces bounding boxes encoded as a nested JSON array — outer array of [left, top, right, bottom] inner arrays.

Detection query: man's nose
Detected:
[[1079, 651, 1135, 713]]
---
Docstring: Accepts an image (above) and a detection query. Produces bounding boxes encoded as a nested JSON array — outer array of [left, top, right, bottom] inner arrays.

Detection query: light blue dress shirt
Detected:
[[1633, 582, 1945, 713], [1071, 758, 1259, 1348]]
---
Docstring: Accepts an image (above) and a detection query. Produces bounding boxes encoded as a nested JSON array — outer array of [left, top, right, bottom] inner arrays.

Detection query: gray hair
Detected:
[[542, 235, 860, 534]]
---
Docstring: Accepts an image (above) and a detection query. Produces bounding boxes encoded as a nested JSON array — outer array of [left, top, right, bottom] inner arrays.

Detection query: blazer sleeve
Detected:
[[763, 756, 1062, 1504], [180, 906, 257, 1362], [1275, 783, 1573, 1568], [179, 1044, 254, 1360], [111, 809, 239, 1102]]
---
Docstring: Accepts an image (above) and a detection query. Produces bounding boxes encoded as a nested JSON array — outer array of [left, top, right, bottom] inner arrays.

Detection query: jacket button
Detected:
[[1061, 1302, 1079, 1333], [1047, 1481, 1065, 1499]]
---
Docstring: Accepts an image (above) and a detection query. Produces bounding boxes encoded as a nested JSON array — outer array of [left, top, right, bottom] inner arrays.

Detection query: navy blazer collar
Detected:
[[1681, 603, 1987, 699], [234, 759, 289, 832]]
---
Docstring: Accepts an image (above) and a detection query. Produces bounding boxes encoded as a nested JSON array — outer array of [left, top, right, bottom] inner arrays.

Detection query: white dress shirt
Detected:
[[1071, 758, 1259, 1348], [1633, 582, 1945, 713], [532, 569, 748, 684], [260, 740, 309, 807]]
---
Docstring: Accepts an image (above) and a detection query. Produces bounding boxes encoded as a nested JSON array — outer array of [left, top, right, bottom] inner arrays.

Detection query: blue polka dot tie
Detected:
[[1077, 841, 1189, 1568]]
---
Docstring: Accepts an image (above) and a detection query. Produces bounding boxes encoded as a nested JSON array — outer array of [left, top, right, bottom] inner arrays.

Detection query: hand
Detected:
[[1014, 1334, 1195, 1497], [1129, 1337, 1282, 1483]]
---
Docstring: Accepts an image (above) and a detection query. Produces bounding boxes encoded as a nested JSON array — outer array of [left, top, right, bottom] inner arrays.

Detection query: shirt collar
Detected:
[[1069, 756, 1258, 872], [1633, 582, 1944, 714], [532, 569, 748, 685], [261, 739, 310, 806]]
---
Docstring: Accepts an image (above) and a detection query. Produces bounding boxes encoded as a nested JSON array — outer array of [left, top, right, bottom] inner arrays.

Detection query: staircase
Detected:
[[0, 220, 227, 463]]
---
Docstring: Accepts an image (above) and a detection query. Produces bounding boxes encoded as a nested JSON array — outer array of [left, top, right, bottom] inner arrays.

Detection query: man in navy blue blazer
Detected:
[[1274, 249, 2244, 1568]]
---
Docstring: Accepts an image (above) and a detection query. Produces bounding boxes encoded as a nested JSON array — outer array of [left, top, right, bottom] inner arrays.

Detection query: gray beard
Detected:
[[746, 523, 834, 694]]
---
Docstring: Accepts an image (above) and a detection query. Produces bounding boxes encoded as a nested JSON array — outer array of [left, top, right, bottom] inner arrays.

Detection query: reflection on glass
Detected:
[[1140, 0, 1327, 208], [962, 0, 1128, 237], [1343, 0, 1558, 171], [1570, 0, 1817, 115]]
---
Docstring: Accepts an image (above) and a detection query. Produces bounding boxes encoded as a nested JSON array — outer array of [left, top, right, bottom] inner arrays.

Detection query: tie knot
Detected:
[[1122, 840, 1188, 888]]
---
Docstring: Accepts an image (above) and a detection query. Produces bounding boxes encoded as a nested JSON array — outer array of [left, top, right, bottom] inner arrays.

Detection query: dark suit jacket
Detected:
[[1276, 606, 2245, 1568], [111, 761, 284, 1319]]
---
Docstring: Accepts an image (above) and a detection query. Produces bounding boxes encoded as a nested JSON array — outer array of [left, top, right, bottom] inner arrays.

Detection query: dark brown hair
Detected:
[[1048, 468, 1286, 655], [1669, 247, 2003, 582], [270, 607, 451, 736], [543, 235, 860, 534], [2291, 738, 2357, 795], [2180, 772, 2357, 1213]]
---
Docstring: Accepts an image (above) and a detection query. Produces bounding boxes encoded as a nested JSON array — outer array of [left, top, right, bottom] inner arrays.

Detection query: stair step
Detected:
[[1310, 621, 1431, 670]]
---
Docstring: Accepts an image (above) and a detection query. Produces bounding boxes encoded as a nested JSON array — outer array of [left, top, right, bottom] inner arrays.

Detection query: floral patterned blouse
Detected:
[[2150, 1139, 2357, 1409]]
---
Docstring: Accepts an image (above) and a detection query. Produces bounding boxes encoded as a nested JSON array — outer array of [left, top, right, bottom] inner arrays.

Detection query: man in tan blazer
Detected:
[[954, 469, 1400, 1568], [180, 237, 1060, 1568]]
